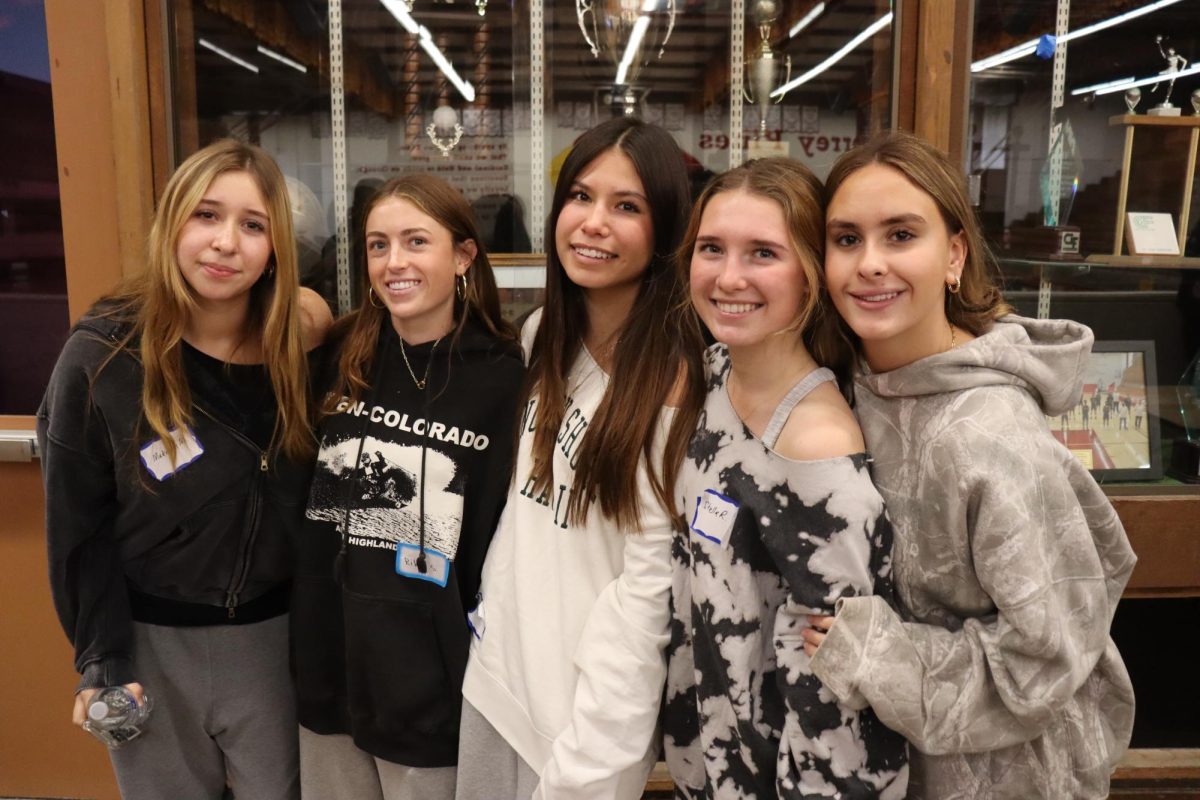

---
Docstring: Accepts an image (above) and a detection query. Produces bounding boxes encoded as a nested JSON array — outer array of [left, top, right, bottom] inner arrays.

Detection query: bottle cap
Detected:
[[87, 699, 111, 721]]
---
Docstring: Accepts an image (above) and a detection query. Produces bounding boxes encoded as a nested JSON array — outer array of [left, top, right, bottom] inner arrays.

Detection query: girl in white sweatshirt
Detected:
[[456, 117, 705, 800]]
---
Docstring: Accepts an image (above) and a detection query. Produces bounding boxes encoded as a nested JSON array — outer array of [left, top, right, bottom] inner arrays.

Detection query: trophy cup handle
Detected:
[[773, 55, 792, 104], [576, 0, 599, 58]]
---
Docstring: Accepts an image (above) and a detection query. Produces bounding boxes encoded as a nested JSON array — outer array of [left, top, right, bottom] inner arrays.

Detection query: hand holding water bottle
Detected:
[[74, 682, 152, 748]]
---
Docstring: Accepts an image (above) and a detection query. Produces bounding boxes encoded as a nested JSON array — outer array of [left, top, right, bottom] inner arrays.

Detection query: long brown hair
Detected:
[[95, 138, 312, 462], [677, 157, 853, 382], [819, 131, 1011, 361], [324, 173, 516, 414], [527, 117, 705, 532]]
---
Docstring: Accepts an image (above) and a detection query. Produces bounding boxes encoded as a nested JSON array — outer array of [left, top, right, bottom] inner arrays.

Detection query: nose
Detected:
[[857, 238, 888, 278], [386, 242, 407, 270], [714, 254, 747, 293], [581, 204, 609, 236], [211, 219, 238, 253]]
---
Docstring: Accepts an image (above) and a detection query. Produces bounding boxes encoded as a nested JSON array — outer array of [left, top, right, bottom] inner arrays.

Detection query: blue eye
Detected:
[[753, 247, 776, 259]]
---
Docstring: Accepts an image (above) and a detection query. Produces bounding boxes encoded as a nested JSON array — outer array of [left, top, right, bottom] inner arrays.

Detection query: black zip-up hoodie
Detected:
[[37, 311, 312, 691], [291, 317, 523, 767]]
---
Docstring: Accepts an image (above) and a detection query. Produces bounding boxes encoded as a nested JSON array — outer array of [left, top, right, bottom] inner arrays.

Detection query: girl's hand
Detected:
[[802, 615, 834, 657], [72, 682, 145, 727]]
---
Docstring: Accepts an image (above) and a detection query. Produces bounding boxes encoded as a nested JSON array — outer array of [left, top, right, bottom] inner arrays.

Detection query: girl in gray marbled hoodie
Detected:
[[804, 131, 1137, 799]]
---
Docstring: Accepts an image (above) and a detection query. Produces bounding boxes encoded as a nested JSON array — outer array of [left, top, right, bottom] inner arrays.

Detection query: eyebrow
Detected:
[[572, 180, 648, 203], [365, 227, 433, 238], [826, 213, 926, 229], [197, 198, 269, 221]]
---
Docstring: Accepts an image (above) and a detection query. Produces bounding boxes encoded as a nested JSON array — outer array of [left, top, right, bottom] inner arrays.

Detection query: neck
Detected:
[[184, 295, 257, 362], [392, 315, 454, 346], [582, 283, 639, 368], [862, 312, 958, 373], [727, 334, 818, 395]]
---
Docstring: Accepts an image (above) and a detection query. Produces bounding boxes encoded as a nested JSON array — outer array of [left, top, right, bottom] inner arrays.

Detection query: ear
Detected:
[[946, 230, 967, 285], [456, 239, 478, 276]]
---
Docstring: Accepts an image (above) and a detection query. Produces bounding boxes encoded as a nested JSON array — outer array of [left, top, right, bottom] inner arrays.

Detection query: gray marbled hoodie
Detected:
[[809, 315, 1137, 799]]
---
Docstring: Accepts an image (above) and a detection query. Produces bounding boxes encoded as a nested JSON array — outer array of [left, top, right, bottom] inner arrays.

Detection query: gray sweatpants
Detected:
[[454, 700, 539, 800], [299, 726, 456, 800], [109, 616, 299, 800]]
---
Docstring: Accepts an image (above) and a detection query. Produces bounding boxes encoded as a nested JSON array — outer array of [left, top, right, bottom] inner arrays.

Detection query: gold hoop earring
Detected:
[[368, 287, 385, 309], [947, 275, 962, 295], [456, 272, 468, 301]]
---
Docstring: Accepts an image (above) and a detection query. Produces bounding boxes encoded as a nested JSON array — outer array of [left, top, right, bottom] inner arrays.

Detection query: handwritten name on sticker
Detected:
[[691, 489, 739, 547], [396, 543, 450, 587], [139, 427, 204, 481]]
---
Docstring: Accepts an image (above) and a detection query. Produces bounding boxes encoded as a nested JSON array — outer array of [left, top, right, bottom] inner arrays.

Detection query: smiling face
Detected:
[[365, 196, 476, 344], [553, 147, 655, 308], [690, 190, 811, 351], [824, 163, 965, 372], [175, 170, 273, 312]]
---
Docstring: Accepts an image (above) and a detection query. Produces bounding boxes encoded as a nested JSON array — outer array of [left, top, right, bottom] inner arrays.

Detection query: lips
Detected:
[[713, 300, 761, 315], [201, 262, 238, 278], [850, 289, 904, 305], [571, 244, 616, 261]]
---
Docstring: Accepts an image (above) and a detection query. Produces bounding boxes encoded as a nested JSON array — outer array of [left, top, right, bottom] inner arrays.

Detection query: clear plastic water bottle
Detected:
[[82, 687, 152, 748]]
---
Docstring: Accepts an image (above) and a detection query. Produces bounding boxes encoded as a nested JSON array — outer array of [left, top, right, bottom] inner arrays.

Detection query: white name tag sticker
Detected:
[[395, 544, 450, 587], [139, 427, 204, 481], [691, 489, 739, 547]]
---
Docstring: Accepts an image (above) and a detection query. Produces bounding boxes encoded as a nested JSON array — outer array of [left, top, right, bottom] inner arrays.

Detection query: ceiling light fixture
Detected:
[[379, 0, 476, 102], [198, 38, 259, 73], [971, 0, 1186, 73], [256, 45, 308, 73], [1093, 61, 1200, 95], [771, 11, 892, 97], [788, 2, 825, 39], [1070, 76, 1136, 96]]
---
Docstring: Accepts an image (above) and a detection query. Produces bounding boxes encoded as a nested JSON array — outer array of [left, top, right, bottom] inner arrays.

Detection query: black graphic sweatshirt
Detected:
[[290, 318, 524, 767]]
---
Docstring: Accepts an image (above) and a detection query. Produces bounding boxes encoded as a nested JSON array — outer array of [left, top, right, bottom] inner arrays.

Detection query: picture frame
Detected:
[[1046, 340, 1162, 482]]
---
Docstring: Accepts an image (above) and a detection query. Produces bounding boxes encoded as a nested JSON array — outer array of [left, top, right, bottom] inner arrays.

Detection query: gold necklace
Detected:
[[948, 321, 957, 350], [399, 336, 441, 390]]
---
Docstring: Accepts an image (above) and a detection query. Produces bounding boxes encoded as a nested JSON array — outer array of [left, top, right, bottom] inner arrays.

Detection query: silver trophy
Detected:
[[1149, 35, 1188, 116], [743, 0, 791, 133], [1125, 86, 1142, 114]]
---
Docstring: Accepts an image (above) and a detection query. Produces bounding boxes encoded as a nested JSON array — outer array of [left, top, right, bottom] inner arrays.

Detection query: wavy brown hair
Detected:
[[818, 131, 1011, 361], [526, 116, 705, 532], [323, 173, 516, 414], [677, 157, 853, 383], [95, 138, 312, 463]]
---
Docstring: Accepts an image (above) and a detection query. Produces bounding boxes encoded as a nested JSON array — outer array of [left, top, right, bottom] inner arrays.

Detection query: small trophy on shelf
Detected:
[[1169, 351, 1200, 482], [1011, 119, 1084, 258], [1148, 35, 1188, 116]]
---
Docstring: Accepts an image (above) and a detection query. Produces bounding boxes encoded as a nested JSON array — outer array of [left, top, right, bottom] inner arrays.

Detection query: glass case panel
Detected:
[[0, 0, 68, 415]]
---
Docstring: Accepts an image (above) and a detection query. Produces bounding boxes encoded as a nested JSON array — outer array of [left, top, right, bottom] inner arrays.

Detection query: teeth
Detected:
[[860, 291, 898, 302], [715, 301, 759, 314], [386, 280, 419, 290], [574, 246, 615, 260]]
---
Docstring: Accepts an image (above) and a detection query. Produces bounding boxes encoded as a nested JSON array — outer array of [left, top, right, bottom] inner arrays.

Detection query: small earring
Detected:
[[456, 272, 468, 301], [265, 263, 276, 279], [368, 287, 385, 309], [947, 275, 962, 295]]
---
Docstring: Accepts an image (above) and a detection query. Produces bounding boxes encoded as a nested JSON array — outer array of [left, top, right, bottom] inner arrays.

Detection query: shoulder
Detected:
[[773, 380, 866, 461], [298, 287, 334, 351]]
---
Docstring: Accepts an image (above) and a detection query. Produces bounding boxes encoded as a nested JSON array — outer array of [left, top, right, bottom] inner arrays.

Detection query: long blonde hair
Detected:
[[96, 138, 313, 462]]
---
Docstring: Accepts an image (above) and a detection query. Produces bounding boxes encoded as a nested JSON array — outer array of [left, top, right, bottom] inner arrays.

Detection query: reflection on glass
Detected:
[[167, 0, 894, 320], [0, 0, 69, 415]]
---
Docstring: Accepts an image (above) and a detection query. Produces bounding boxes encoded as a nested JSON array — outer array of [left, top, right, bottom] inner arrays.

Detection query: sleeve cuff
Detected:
[[808, 595, 882, 710], [78, 656, 135, 693]]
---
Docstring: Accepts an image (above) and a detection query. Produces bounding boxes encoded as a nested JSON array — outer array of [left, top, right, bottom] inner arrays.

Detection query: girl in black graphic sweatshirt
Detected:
[[291, 174, 523, 799]]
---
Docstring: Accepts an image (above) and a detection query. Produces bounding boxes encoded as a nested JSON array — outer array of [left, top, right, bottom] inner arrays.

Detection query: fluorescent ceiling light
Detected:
[[616, 15, 651, 85], [771, 11, 892, 97], [257, 45, 308, 73], [379, 0, 476, 102], [198, 38, 259, 73], [971, 0, 1186, 73], [1070, 76, 1135, 96], [1093, 62, 1200, 95], [789, 3, 826, 39]]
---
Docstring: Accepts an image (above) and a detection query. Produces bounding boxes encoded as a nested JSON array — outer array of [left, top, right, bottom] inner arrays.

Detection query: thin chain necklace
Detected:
[[399, 336, 441, 390]]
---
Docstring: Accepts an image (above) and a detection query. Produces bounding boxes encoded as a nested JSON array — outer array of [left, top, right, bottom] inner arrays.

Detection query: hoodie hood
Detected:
[[856, 315, 1093, 416]]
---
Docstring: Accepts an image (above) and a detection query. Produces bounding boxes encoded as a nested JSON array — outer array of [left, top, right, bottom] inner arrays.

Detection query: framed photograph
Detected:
[[1046, 340, 1162, 481]]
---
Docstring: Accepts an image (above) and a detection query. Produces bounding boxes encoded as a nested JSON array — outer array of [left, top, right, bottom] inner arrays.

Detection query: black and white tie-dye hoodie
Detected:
[[665, 344, 909, 799], [810, 315, 1137, 799]]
